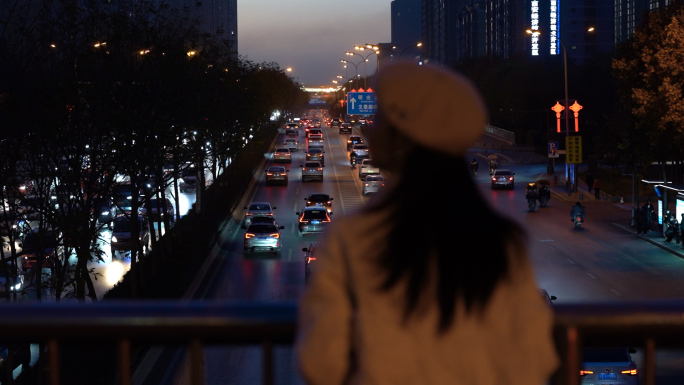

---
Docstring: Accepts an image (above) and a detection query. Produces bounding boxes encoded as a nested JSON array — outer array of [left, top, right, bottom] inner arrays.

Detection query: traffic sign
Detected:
[[565, 136, 582, 164], [548, 142, 559, 158], [347, 92, 377, 115]]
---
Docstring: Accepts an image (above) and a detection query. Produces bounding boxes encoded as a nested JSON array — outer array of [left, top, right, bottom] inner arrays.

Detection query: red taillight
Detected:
[[299, 218, 308, 223], [381, 183, 385, 186], [306, 257, 317, 263], [266, 173, 273, 176], [245, 212, 253, 216], [302, 168, 308, 171], [579, 370, 593, 376], [266, 212, 274, 216], [621, 369, 637, 376], [491, 178, 496, 181], [508, 177, 514, 181], [245, 233, 255, 239], [269, 233, 280, 239], [317, 168, 322, 171]]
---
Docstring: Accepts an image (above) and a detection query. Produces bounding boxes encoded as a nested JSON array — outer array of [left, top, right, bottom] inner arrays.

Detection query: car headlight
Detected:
[[102, 210, 110, 216], [111, 236, 118, 242]]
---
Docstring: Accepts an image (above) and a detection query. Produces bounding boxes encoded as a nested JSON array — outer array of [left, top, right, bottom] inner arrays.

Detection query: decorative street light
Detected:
[[340, 59, 362, 90], [527, 28, 592, 194], [345, 50, 374, 89]]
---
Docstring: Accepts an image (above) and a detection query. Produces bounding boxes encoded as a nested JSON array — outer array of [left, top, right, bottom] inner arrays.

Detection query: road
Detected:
[[137, 120, 684, 384]]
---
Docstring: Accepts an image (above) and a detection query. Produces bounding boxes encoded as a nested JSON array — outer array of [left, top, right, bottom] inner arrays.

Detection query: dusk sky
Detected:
[[238, 0, 391, 86]]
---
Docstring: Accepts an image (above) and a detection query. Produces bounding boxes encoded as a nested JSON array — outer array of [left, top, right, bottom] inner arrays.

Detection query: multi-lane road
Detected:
[[138, 119, 684, 384]]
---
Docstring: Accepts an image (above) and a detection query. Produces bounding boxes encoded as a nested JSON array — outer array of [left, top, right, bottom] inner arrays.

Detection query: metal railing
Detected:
[[485, 124, 516, 144], [1, 300, 683, 385]]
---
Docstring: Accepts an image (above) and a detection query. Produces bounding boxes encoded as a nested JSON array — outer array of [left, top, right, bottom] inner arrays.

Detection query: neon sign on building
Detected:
[[530, 1, 540, 56], [550, 0, 560, 55]]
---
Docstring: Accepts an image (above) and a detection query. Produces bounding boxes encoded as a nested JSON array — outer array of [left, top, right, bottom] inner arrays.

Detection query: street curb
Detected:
[[612, 222, 684, 259]]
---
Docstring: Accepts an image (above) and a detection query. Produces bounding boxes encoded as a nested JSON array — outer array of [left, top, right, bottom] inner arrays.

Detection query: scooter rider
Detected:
[[570, 202, 585, 222], [470, 158, 479, 175], [350, 151, 357, 169]]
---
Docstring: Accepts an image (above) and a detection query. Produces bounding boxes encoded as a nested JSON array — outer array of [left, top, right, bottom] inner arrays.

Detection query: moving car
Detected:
[[308, 129, 323, 140], [296, 207, 331, 236], [273, 148, 292, 163], [307, 136, 324, 148], [282, 138, 298, 152], [331, 118, 341, 127], [490, 169, 515, 189], [350, 143, 370, 161], [111, 215, 151, 256], [304, 193, 333, 214], [362, 175, 385, 195], [0, 260, 24, 294], [339, 122, 352, 134], [244, 222, 285, 255], [301, 162, 324, 182], [141, 197, 175, 222], [179, 168, 199, 192], [347, 135, 364, 150], [21, 228, 60, 270], [358, 159, 379, 180], [285, 123, 299, 135], [581, 348, 639, 385], [265, 166, 288, 186], [242, 202, 276, 228], [305, 148, 325, 164]]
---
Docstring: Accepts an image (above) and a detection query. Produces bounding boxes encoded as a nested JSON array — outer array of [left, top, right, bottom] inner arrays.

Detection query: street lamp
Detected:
[[340, 59, 362, 90], [345, 51, 373, 89]]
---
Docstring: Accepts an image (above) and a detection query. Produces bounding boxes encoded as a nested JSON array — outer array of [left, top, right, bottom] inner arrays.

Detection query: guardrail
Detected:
[[485, 124, 516, 144], [0, 301, 681, 385]]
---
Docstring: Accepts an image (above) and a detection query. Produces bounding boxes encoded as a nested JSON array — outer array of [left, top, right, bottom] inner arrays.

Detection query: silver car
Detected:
[[265, 166, 288, 186], [282, 138, 298, 152], [350, 143, 370, 161], [244, 223, 284, 254], [301, 161, 324, 182], [296, 207, 331, 236], [307, 137, 324, 148], [242, 202, 276, 228], [273, 148, 292, 163], [362, 175, 385, 195]]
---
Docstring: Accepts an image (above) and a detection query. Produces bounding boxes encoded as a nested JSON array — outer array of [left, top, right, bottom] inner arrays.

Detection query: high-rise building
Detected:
[[392, 0, 422, 52]]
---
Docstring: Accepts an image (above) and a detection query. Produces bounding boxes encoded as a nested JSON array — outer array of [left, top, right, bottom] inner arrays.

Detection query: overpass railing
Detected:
[[0, 300, 682, 385], [485, 124, 516, 144]]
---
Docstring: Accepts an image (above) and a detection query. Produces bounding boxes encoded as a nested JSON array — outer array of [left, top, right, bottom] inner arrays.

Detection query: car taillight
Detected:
[[491, 177, 496, 181], [245, 213, 253, 216], [269, 233, 280, 238], [382, 184, 385, 186], [306, 257, 317, 263], [245, 233, 255, 238], [317, 168, 322, 171], [579, 370, 593, 376], [364, 183, 369, 186], [266, 212, 274, 216], [303, 168, 308, 171], [299, 218, 308, 223], [621, 369, 637, 375], [266, 173, 273, 176], [508, 177, 514, 181]]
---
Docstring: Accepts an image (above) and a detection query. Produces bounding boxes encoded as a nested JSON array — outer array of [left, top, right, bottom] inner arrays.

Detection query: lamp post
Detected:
[[346, 50, 374, 89], [340, 59, 361, 90]]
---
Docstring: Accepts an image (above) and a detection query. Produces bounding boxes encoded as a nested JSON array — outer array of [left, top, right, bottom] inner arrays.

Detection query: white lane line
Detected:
[[291, 223, 295, 234], [295, 187, 300, 195], [288, 248, 292, 261], [586, 273, 597, 279], [293, 203, 298, 213], [610, 289, 621, 296], [566, 258, 575, 264]]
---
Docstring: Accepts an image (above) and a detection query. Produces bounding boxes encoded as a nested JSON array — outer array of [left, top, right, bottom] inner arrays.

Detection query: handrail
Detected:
[[1, 301, 683, 385], [485, 124, 515, 144]]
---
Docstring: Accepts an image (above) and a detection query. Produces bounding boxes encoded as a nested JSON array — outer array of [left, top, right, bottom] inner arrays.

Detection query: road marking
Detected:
[[586, 273, 596, 279], [295, 187, 299, 195], [293, 203, 297, 213], [566, 258, 575, 264], [288, 248, 292, 261], [610, 288, 621, 296]]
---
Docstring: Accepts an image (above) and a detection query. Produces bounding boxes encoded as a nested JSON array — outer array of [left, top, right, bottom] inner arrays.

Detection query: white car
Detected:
[[282, 138, 298, 152], [358, 159, 380, 180], [362, 175, 385, 195], [273, 148, 292, 163]]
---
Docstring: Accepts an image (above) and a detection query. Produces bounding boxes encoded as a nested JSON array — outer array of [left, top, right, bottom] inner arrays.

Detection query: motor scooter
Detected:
[[350, 157, 357, 170], [525, 183, 538, 212], [538, 185, 550, 207], [573, 216, 583, 228]]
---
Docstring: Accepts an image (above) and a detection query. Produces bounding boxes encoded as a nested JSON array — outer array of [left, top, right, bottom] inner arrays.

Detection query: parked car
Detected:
[[265, 166, 289, 186], [304, 193, 333, 214], [111, 215, 151, 257], [362, 175, 385, 195], [244, 223, 285, 255], [305, 148, 325, 164], [141, 197, 175, 222], [242, 202, 276, 228], [273, 148, 292, 163], [490, 169, 515, 189], [301, 162, 324, 182], [296, 207, 331, 236]]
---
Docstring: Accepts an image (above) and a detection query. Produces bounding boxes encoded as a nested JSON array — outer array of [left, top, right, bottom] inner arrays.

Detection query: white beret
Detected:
[[376, 61, 488, 155]]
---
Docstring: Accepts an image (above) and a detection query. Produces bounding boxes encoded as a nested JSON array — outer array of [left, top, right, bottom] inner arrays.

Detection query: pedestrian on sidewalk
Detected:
[[665, 214, 679, 244], [593, 178, 601, 199], [643, 201, 655, 232], [586, 172, 595, 193], [635, 206, 644, 234]]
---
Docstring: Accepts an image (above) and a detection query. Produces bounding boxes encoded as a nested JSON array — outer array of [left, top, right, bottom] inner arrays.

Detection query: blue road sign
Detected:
[[347, 92, 377, 115]]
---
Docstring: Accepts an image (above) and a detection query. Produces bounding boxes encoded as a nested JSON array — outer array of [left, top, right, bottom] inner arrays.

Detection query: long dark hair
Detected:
[[367, 145, 525, 332]]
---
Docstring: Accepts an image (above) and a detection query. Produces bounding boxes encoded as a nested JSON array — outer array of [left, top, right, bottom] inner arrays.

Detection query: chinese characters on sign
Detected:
[[347, 92, 377, 115], [565, 136, 582, 164]]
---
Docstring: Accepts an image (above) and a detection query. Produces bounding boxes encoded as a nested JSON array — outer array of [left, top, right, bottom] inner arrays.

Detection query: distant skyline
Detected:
[[238, 0, 391, 86]]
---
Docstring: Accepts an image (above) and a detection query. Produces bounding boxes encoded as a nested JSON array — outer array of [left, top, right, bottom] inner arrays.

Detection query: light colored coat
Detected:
[[297, 209, 558, 385]]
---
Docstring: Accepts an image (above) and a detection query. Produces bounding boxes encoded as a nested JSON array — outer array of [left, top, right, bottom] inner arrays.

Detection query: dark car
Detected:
[[296, 206, 331, 236], [141, 197, 175, 222], [111, 183, 137, 213], [21, 229, 60, 270], [331, 118, 342, 127], [111, 215, 151, 256], [339, 123, 352, 134], [305, 148, 325, 164], [581, 348, 639, 385], [490, 169, 515, 189], [304, 193, 333, 214], [347, 135, 364, 150], [94, 197, 116, 226]]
